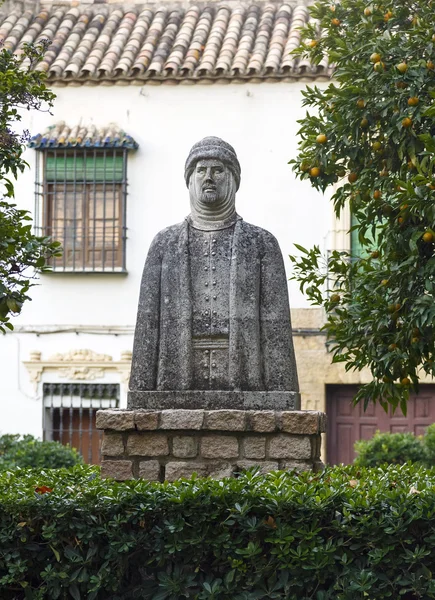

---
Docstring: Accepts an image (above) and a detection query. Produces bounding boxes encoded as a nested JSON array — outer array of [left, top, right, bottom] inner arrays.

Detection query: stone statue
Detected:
[[129, 137, 299, 410]]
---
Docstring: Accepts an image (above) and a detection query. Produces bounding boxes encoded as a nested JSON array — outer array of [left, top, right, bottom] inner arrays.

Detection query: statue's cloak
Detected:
[[129, 218, 299, 392]]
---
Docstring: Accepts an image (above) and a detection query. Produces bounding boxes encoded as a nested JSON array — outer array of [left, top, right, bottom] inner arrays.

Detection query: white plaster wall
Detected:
[[2, 80, 331, 436]]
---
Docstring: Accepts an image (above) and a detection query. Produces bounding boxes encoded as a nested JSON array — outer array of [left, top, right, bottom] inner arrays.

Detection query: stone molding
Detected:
[[23, 349, 132, 391], [96, 408, 326, 434], [128, 390, 300, 411], [97, 408, 326, 482]]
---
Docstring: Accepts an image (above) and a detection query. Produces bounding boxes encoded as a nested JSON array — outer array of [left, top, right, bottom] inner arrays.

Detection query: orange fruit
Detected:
[[381, 279, 389, 286], [396, 62, 408, 73], [348, 172, 358, 183], [370, 53, 381, 63], [310, 167, 321, 177], [423, 231, 434, 243], [396, 81, 408, 89], [330, 293, 341, 303], [371, 250, 380, 258], [395, 303, 401, 311], [388, 343, 398, 351], [308, 40, 318, 48], [357, 98, 366, 109], [427, 60, 435, 70], [373, 189, 382, 200], [372, 141, 382, 151], [384, 10, 393, 20], [381, 204, 392, 216], [360, 118, 369, 128], [331, 17, 341, 25], [374, 61, 385, 73], [364, 7, 372, 16], [401, 377, 410, 386], [408, 97, 419, 106], [300, 162, 310, 172], [316, 133, 327, 144], [402, 117, 412, 128], [411, 337, 419, 344]]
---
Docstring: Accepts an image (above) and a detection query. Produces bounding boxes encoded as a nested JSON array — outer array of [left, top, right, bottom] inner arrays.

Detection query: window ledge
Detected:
[[42, 268, 128, 275]]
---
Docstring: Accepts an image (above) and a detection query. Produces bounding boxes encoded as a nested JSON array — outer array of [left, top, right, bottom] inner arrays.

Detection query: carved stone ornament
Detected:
[[24, 349, 132, 392]]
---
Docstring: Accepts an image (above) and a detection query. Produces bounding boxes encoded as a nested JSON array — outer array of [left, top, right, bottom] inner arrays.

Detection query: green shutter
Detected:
[[45, 154, 123, 182]]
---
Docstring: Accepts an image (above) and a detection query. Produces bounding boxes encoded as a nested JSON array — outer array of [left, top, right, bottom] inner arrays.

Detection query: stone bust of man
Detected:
[[129, 137, 299, 395]]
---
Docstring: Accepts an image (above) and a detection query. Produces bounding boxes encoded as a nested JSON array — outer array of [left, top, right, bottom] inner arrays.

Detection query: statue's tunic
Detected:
[[189, 224, 234, 390], [129, 218, 299, 392]]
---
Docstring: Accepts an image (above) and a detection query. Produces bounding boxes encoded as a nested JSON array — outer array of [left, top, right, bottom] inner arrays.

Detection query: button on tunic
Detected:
[[189, 224, 235, 389]]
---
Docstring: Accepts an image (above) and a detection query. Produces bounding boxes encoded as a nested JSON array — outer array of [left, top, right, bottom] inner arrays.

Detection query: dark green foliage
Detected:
[[354, 431, 427, 467], [0, 42, 60, 333], [0, 434, 82, 470], [1, 464, 435, 599], [289, 0, 435, 411], [423, 423, 435, 464]]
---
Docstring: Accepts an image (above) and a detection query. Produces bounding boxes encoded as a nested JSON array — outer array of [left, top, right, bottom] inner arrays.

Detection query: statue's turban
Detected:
[[184, 136, 241, 190]]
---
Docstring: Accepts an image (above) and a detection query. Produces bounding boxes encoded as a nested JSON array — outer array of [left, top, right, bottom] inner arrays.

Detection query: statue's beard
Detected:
[[198, 187, 219, 204]]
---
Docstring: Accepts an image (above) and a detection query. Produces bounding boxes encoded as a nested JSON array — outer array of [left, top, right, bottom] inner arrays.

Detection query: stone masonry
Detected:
[[96, 409, 326, 482]]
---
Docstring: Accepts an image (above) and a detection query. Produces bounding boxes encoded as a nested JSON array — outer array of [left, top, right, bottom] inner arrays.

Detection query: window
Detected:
[[32, 123, 138, 272], [43, 382, 119, 464]]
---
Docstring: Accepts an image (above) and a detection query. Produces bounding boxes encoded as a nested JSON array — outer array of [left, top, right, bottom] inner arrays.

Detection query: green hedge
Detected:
[[354, 425, 435, 467], [0, 434, 83, 470], [1, 465, 435, 599]]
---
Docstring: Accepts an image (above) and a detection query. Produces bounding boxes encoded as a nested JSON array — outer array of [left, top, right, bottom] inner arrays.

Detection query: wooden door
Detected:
[[326, 384, 435, 465]]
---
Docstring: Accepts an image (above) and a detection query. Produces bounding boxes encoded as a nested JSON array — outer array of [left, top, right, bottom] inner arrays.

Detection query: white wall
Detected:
[[2, 80, 331, 436]]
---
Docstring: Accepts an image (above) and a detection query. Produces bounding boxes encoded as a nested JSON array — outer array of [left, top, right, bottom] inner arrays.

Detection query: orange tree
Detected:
[[0, 42, 60, 333], [290, 0, 435, 412]]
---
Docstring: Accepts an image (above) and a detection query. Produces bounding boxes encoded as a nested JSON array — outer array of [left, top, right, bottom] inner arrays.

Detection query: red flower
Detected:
[[35, 485, 53, 494]]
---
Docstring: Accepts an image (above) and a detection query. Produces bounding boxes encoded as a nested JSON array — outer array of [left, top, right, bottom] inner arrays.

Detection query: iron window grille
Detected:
[[35, 148, 128, 272], [43, 382, 119, 464]]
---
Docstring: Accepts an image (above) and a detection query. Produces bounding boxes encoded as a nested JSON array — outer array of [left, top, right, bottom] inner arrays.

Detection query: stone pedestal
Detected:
[[96, 409, 326, 482]]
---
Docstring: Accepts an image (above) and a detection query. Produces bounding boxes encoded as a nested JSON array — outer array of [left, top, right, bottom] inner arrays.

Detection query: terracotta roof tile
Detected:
[[0, 1, 333, 84], [29, 121, 139, 148]]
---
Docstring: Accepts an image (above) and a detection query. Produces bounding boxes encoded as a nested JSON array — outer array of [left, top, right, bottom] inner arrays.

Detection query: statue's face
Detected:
[[190, 159, 233, 206]]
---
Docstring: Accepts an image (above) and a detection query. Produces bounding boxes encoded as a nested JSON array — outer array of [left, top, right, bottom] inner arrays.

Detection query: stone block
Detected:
[[139, 460, 161, 481], [280, 461, 313, 472], [236, 460, 279, 474], [172, 436, 198, 458], [127, 433, 169, 456], [96, 409, 135, 431], [160, 409, 204, 430], [165, 462, 208, 481], [205, 410, 246, 431], [268, 434, 312, 460], [101, 432, 124, 457], [249, 411, 276, 432], [207, 463, 234, 479], [319, 413, 327, 433], [281, 411, 320, 435], [243, 436, 266, 459], [101, 460, 133, 480], [135, 411, 159, 430], [201, 435, 239, 459]]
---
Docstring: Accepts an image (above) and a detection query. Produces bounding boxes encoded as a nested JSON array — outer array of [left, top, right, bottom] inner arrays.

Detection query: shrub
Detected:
[[0, 434, 82, 470], [354, 430, 426, 467], [1, 464, 435, 599], [423, 423, 435, 465]]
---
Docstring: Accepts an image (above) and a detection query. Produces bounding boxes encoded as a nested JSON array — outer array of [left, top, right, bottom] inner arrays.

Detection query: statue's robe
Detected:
[[129, 218, 299, 392]]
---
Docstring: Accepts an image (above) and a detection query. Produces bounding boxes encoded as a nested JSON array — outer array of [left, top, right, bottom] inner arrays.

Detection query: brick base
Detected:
[[96, 409, 326, 482]]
